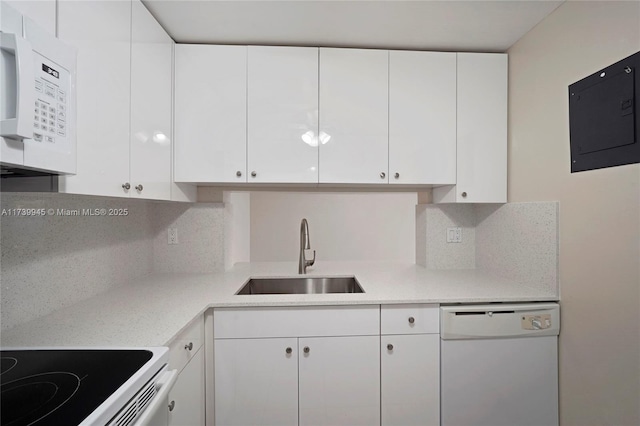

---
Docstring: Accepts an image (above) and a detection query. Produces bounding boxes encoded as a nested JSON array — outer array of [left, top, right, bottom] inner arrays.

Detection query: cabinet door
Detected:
[[168, 347, 205, 426], [129, 0, 171, 200], [299, 335, 380, 426], [434, 53, 507, 203], [58, 0, 131, 197], [389, 51, 456, 185], [174, 45, 247, 183], [381, 334, 440, 426], [214, 338, 298, 426], [319, 48, 388, 184], [247, 46, 318, 183]]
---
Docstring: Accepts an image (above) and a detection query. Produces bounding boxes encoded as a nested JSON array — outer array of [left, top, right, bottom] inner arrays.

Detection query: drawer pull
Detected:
[[184, 342, 193, 351], [168, 400, 175, 412], [303, 346, 310, 354], [286, 347, 292, 354], [387, 343, 394, 351], [408, 316, 415, 324]]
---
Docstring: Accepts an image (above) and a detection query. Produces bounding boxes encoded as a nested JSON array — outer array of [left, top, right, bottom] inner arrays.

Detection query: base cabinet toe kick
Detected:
[[207, 302, 559, 426]]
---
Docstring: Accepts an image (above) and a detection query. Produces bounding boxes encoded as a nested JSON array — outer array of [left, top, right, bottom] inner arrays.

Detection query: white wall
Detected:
[[152, 203, 225, 273], [224, 191, 250, 269], [0, 193, 154, 330], [250, 191, 416, 262], [0, 193, 225, 331], [508, 2, 640, 424]]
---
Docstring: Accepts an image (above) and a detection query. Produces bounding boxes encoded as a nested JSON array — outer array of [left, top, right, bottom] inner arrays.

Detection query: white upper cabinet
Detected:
[[247, 46, 318, 183], [389, 51, 456, 185], [174, 45, 247, 183], [169, 46, 506, 194], [58, 0, 131, 197], [434, 53, 507, 203], [58, 0, 177, 200], [129, 0, 172, 200], [319, 48, 389, 184]]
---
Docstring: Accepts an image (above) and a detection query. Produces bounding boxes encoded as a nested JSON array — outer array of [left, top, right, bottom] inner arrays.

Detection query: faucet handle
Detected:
[[305, 250, 316, 267]]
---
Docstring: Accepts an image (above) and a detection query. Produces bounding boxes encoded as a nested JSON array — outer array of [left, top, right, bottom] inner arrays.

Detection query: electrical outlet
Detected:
[[168, 228, 178, 245], [446, 227, 462, 243]]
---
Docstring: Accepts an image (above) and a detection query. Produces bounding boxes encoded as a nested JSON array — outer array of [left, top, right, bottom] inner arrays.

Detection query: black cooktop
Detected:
[[0, 349, 153, 426]]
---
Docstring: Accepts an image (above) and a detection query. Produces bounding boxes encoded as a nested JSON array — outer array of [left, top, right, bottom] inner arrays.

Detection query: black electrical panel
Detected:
[[568, 51, 639, 173]]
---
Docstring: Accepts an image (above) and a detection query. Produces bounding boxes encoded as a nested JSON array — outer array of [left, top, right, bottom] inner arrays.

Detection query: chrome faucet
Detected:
[[298, 218, 316, 274]]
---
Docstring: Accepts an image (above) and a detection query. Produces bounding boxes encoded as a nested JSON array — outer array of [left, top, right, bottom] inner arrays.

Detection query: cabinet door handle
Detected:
[[387, 343, 394, 351], [286, 347, 292, 354], [251, 171, 257, 178], [408, 316, 415, 324], [236, 171, 242, 177], [135, 184, 143, 192], [303, 346, 310, 354], [184, 342, 193, 351], [380, 172, 386, 179], [168, 400, 175, 412], [461, 191, 468, 198], [122, 182, 130, 190], [394, 172, 400, 179]]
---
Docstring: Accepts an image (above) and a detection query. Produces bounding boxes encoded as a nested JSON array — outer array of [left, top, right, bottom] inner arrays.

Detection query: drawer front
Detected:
[[169, 315, 204, 373], [381, 304, 439, 335], [214, 305, 380, 339]]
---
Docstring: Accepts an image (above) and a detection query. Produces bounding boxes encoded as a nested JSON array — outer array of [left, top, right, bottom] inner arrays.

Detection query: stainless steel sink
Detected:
[[236, 276, 364, 295]]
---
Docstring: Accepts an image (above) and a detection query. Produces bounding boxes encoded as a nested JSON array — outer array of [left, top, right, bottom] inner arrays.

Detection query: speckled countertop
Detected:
[[0, 262, 558, 348]]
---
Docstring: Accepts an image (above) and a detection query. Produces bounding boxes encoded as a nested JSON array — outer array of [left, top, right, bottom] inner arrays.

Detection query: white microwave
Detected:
[[0, 1, 76, 175]]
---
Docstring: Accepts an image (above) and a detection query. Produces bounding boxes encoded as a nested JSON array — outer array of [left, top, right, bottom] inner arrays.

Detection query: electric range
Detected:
[[0, 347, 170, 426]]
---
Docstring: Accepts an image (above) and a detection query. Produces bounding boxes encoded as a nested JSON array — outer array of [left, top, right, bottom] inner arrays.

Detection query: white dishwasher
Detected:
[[440, 303, 560, 426]]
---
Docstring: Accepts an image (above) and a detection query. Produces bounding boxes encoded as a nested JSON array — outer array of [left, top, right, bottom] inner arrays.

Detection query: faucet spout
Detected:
[[299, 218, 315, 274]]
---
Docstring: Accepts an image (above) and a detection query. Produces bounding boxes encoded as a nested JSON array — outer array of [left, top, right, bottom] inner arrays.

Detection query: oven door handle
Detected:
[[134, 368, 178, 426]]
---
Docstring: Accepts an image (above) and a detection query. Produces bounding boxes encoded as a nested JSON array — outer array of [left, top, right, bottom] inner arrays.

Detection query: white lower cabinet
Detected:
[[214, 338, 298, 426], [381, 334, 440, 426], [213, 306, 380, 426], [167, 316, 205, 426], [212, 304, 439, 426], [298, 336, 380, 426], [169, 347, 205, 426], [380, 304, 440, 426]]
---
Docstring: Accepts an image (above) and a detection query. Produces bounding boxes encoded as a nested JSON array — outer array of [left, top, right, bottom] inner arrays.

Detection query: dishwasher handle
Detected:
[[440, 303, 560, 340]]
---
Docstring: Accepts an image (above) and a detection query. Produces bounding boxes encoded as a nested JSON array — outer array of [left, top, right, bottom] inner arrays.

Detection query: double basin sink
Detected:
[[236, 276, 364, 295]]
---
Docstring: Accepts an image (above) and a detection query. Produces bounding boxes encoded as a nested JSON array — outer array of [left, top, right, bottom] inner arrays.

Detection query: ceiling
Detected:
[[142, 0, 564, 52]]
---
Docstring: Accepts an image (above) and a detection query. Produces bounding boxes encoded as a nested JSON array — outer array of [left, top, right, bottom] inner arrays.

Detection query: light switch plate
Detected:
[[168, 227, 178, 245], [446, 227, 462, 243]]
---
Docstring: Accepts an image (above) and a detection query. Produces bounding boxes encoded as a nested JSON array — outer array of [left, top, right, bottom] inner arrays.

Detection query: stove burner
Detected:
[[0, 372, 80, 426], [1, 357, 18, 375], [1, 349, 157, 425]]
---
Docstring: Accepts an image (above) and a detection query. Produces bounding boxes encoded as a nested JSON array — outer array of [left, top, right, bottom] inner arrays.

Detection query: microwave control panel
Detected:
[[32, 52, 70, 147]]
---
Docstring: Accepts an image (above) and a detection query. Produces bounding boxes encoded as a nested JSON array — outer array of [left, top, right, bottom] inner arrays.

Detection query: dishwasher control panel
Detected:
[[440, 303, 560, 340], [521, 314, 552, 330]]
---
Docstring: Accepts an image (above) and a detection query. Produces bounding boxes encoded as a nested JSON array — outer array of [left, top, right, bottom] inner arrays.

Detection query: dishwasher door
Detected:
[[440, 303, 560, 426]]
